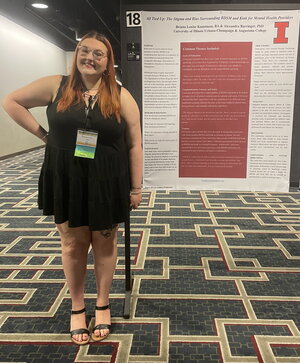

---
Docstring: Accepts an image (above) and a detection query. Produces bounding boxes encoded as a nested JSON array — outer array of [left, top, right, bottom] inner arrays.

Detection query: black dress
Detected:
[[38, 76, 130, 230]]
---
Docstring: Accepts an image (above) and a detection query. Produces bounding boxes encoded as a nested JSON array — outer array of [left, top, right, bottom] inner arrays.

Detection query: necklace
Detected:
[[81, 87, 99, 98], [83, 90, 97, 95], [82, 86, 99, 92], [83, 93, 98, 112], [83, 92, 98, 99]]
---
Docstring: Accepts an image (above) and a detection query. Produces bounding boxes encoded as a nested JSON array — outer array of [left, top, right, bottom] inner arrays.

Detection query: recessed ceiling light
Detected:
[[31, 3, 48, 9], [75, 31, 82, 41]]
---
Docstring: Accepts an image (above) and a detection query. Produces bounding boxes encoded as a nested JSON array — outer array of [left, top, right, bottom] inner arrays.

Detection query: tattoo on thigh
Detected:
[[100, 229, 112, 238], [100, 224, 117, 238]]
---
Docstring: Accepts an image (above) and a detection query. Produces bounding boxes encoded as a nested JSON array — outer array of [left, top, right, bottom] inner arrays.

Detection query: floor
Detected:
[[0, 149, 299, 362]]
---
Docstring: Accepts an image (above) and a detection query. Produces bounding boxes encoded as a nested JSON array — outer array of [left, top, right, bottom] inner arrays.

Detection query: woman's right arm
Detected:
[[2, 75, 62, 142]]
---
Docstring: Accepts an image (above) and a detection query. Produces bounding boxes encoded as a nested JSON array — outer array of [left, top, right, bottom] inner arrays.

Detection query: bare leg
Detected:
[[56, 222, 91, 343], [91, 225, 118, 338]]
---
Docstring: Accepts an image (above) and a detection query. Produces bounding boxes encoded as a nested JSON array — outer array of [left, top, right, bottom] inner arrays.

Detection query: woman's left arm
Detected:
[[121, 87, 143, 209]]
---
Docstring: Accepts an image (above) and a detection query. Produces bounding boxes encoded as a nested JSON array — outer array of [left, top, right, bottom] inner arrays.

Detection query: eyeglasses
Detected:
[[78, 45, 107, 61]]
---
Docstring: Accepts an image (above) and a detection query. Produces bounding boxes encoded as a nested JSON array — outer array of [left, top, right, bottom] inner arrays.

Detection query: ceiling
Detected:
[[1, 0, 300, 65], [0, 0, 122, 62]]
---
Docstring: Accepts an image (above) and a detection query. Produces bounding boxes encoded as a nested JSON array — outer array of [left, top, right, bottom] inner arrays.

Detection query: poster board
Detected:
[[141, 10, 300, 191]]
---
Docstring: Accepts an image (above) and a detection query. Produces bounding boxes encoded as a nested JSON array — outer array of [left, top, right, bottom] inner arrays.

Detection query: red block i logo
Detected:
[[274, 22, 289, 43]]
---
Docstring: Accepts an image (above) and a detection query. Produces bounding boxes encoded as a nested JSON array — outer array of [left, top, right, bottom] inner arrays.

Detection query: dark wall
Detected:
[[121, 3, 300, 187]]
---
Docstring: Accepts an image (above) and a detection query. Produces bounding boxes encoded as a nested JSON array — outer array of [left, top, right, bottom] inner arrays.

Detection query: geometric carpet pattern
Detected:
[[0, 149, 300, 362]]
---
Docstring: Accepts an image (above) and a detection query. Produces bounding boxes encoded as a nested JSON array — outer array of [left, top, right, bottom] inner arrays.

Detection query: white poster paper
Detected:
[[142, 10, 300, 191]]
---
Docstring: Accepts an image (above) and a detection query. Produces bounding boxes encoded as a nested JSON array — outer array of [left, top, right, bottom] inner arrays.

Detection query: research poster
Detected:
[[141, 10, 300, 191]]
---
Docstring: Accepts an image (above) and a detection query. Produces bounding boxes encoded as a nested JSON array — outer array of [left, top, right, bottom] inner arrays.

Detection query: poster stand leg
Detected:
[[123, 212, 133, 319]]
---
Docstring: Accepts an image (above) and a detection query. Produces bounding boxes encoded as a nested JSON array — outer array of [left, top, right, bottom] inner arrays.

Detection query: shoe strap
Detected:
[[71, 307, 86, 315], [70, 328, 90, 337], [93, 324, 111, 332], [95, 304, 110, 311]]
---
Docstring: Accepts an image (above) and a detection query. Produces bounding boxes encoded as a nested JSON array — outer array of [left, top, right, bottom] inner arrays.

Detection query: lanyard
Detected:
[[84, 94, 97, 129], [85, 95, 93, 117]]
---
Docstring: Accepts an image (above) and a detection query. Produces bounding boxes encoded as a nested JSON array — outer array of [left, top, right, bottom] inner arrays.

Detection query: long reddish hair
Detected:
[[57, 31, 120, 121]]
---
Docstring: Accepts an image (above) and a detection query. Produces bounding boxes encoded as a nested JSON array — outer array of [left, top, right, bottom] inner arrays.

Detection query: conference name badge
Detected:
[[74, 129, 98, 159]]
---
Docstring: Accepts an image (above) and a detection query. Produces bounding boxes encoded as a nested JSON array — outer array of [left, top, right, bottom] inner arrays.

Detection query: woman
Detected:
[[2, 31, 143, 345]]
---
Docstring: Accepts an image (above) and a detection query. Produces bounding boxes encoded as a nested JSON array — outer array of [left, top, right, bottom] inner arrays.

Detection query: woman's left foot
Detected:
[[92, 304, 111, 342]]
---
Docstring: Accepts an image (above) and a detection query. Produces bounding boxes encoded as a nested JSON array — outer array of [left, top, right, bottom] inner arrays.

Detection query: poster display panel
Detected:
[[142, 10, 300, 191]]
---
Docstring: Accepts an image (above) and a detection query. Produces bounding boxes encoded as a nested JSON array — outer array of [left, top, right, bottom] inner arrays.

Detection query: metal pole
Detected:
[[123, 210, 132, 318]]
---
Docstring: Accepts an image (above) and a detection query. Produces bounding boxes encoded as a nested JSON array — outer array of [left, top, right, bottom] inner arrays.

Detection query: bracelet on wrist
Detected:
[[41, 133, 48, 140], [130, 191, 142, 195]]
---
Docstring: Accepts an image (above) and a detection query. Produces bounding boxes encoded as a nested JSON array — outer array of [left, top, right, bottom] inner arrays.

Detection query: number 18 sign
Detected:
[[126, 11, 142, 27]]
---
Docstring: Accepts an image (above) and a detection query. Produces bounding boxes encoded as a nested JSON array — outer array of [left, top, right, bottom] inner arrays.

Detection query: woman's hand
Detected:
[[130, 192, 142, 210]]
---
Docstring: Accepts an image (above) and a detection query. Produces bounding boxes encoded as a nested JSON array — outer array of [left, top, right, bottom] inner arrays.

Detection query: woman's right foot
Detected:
[[70, 308, 90, 345]]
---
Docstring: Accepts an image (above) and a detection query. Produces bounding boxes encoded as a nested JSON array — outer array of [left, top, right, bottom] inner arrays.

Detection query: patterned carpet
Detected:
[[0, 148, 300, 363]]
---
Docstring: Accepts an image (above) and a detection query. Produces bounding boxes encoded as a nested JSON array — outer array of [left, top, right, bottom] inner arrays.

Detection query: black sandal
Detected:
[[92, 304, 111, 342], [70, 307, 90, 345]]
